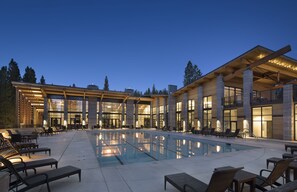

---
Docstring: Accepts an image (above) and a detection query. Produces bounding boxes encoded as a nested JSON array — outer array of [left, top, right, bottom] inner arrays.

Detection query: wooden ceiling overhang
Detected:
[[12, 82, 153, 108], [173, 45, 297, 96]]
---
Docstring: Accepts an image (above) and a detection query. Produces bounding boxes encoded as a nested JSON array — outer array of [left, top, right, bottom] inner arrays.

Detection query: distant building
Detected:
[[12, 45, 297, 140]]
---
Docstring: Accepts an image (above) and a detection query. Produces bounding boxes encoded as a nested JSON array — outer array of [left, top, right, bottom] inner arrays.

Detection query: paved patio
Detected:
[[2, 130, 296, 192]]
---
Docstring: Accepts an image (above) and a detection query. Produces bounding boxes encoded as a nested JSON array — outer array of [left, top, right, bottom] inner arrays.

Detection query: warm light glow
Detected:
[[136, 121, 139, 127], [43, 120, 47, 127], [98, 134, 102, 140], [216, 120, 221, 131], [197, 120, 201, 129], [34, 94, 42, 97], [63, 120, 67, 127], [183, 121, 186, 132], [183, 139, 186, 145], [122, 120, 125, 126], [216, 145, 221, 152], [122, 134, 125, 139], [258, 54, 297, 71], [136, 133, 139, 138], [99, 120, 102, 126], [82, 120, 86, 126], [196, 142, 201, 148]]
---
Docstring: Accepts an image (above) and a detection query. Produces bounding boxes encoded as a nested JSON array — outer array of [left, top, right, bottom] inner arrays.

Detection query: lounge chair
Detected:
[[0, 156, 58, 175], [164, 166, 243, 192], [285, 143, 297, 151], [0, 156, 81, 192], [226, 129, 240, 138], [3, 138, 51, 158], [267, 179, 297, 192], [1, 133, 38, 149], [214, 129, 231, 137], [255, 158, 293, 191]]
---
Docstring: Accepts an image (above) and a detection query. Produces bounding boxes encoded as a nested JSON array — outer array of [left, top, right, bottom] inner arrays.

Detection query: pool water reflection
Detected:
[[88, 130, 255, 167]]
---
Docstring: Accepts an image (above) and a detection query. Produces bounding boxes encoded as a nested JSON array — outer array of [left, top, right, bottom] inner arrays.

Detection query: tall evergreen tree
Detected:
[[40, 75, 45, 84], [23, 66, 37, 83], [6, 59, 21, 127], [183, 60, 202, 86], [152, 84, 158, 94], [104, 76, 109, 91], [0, 66, 8, 127], [144, 88, 151, 96]]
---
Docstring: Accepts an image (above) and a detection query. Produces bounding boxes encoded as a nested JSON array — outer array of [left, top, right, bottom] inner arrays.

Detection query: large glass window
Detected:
[[224, 109, 237, 131], [48, 99, 64, 111], [252, 107, 272, 138], [101, 102, 122, 128], [138, 104, 150, 128], [68, 100, 82, 112], [295, 104, 297, 140], [203, 96, 212, 109], [188, 100, 195, 128], [176, 102, 182, 130], [203, 96, 212, 128]]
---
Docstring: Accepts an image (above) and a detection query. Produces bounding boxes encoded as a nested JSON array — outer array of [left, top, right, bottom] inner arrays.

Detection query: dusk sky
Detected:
[[1, 0, 297, 92]]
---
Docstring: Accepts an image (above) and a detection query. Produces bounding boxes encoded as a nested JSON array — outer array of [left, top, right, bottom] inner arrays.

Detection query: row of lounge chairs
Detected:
[[0, 130, 81, 191], [165, 157, 296, 192], [192, 128, 241, 138]]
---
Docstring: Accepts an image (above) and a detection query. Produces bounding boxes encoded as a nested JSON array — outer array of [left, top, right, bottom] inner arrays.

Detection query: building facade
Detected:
[[13, 45, 297, 140]]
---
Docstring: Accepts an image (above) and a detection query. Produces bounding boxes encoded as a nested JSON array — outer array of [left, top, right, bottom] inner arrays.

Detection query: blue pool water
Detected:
[[88, 130, 255, 167]]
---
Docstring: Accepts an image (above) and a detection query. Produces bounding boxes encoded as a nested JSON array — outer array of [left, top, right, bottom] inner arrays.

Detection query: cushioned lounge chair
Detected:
[[3, 137, 50, 158], [0, 156, 81, 192], [164, 166, 243, 192], [285, 143, 297, 151], [226, 129, 240, 138], [1, 133, 38, 149], [214, 129, 231, 137], [255, 158, 293, 191], [267, 179, 297, 192], [0, 156, 58, 175]]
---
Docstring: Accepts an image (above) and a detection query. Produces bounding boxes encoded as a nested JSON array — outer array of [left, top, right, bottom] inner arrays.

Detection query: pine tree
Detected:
[[6, 59, 21, 127], [104, 76, 109, 91], [23, 66, 37, 83], [40, 75, 45, 84], [0, 66, 8, 127], [152, 84, 158, 94], [183, 60, 202, 86], [144, 88, 151, 96]]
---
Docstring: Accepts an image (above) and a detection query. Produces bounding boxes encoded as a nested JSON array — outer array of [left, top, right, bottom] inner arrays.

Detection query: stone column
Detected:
[[216, 74, 224, 131], [43, 97, 48, 127], [283, 84, 294, 140], [88, 97, 97, 129], [156, 98, 160, 128], [197, 86, 203, 130], [64, 98, 68, 127], [99, 101, 102, 127], [135, 103, 139, 127], [82, 98, 86, 122], [150, 102, 153, 128], [126, 100, 134, 128], [168, 85, 177, 130], [163, 97, 167, 128], [243, 69, 253, 136], [182, 92, 188, 131], [122, 101, 125, 127]]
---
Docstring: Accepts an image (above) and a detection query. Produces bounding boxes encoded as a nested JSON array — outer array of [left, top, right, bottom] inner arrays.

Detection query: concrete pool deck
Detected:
[[2, 130, 296, 192]]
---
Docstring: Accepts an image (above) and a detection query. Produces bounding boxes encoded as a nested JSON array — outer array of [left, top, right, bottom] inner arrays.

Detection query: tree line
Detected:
[[0, 59, 202, 127], [0, 59, 45, 128]]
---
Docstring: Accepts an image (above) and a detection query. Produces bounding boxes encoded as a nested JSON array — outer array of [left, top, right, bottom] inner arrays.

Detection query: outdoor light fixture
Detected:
[[43, 120, 47, 127], [197, 120, 201, 129]]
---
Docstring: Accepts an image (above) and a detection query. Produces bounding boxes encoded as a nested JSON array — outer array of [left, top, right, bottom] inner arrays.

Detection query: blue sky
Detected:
[[1, 0, 297, 92]]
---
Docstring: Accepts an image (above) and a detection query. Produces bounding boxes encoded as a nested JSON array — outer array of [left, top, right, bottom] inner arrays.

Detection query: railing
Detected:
[[252, 88, 283, 105], [223, 95, 243, 107]]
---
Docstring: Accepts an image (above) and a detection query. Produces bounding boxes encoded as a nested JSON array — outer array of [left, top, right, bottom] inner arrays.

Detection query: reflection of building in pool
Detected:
[[12, 45, 297, 140]]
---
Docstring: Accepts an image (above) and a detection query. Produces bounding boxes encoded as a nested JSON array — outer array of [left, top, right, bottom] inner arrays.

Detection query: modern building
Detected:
[[12, 45, 297, 140]]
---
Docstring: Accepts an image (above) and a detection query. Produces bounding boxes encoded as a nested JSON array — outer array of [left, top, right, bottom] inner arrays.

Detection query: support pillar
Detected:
[[243, 69, 253, 136], [283, 84, 294, 140]]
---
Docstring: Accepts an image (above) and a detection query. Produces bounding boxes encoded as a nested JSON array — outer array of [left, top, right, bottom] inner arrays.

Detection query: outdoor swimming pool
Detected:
[[88, 130, 255, 167]]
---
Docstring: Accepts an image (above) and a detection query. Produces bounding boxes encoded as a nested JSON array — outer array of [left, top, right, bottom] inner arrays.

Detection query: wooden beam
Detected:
[[224, 45, 291, 81]]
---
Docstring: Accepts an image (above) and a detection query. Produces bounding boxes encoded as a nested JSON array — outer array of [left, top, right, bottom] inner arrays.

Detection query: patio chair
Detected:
[[3, 138, 51, 158], [0, 156, 81, 192], [1, 133, 38, 149], [267, 179, 297, 192], [164, 166, 243, 192], [226, 129, 240, 138], [214, 129, 230, 137], [255, 158, 293, 191], [285, 143, 297, 151], [0, 156, 58, 176]]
